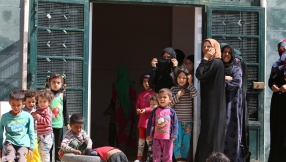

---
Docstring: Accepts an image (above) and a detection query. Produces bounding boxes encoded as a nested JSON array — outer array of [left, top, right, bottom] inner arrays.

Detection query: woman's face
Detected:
[[202, 41, 212, 55], [222, 47, 232, 63], [177, 72, 188, 87], [162, 52, 171, 59], [185, 59, 194, 72], [279, 45, 285, 51]]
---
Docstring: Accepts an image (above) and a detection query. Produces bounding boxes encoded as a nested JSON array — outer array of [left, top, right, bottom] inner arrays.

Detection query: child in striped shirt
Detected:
[[60, 113, 97, 156], [31, 89, 54, 162], [170, 67, 197, 161]]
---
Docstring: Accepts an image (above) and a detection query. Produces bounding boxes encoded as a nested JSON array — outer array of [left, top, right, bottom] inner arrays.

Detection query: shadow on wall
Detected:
[[0, 40, 22, 101]]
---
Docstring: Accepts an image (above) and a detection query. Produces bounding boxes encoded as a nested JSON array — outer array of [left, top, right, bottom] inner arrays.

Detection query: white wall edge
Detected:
[[22, 0, 30, 90], [193, 7, 202, 160], [87, 3, 93, 136]]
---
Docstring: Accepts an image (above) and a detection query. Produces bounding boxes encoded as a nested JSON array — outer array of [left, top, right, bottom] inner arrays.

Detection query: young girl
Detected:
[[170, 67, 197, 161], [135, 74, 156, 161], [31, 89, 54, 162], [45, 73, 70, 162], [146, 88, 178, 162]]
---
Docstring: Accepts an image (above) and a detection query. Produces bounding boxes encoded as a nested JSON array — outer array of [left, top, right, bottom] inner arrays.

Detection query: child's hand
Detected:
[[66, 124, 70, 131], [146, 136, 152, 140], [187, 74, 193, 84], [73, 149, 82, 155], [140, 109, 146, 114], [0, 149, 2, 158], [177, 89, 185, 98], [31, 112, 39, 119], [170, 137, 176, 141], [136, 109, 141, 114], [28, 150, 34, 160], [151, 58, 158, 67]]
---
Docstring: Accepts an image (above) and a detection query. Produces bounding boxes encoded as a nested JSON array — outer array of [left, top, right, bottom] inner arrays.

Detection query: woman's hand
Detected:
[[170, 137, 176, 141], [204, 48, 215, 60], [151, 58, 158, 67], [225, 76, 233, 81], [187, 74, 192, 84], [279, 84, 286, 93], [271, 84, 280, 92], [171, 58, 178, 67]]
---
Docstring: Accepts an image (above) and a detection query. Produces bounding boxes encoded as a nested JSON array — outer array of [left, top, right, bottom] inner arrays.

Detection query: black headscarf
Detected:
[[174, 49, 185, 66], [162, 47, 176, 59], [221, 44, 235, 76]]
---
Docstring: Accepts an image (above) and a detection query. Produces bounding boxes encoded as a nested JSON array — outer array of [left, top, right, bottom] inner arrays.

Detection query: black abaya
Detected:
[[268, 71, 286, 162], [195, 58, 226, 162]]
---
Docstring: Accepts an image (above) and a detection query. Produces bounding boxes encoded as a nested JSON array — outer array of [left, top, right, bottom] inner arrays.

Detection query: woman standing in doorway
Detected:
[[111, 65, 137, 156], [221, 44, 243, 162], [195, 38, 226, 162], [268, 39, 286, 161]]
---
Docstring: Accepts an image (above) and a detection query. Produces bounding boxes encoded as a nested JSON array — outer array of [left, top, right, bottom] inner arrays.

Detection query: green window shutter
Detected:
[[205, 5, 265, 161], [29, 0, 89, 131]]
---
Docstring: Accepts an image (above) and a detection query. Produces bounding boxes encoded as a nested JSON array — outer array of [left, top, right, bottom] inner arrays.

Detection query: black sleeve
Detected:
[[149, 67, 157, 91], [63, 95, 70, 125]]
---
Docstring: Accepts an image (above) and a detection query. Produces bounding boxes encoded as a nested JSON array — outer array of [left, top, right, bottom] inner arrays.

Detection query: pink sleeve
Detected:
[[136, 93, 141, 109], [145, 107, 152, 113]]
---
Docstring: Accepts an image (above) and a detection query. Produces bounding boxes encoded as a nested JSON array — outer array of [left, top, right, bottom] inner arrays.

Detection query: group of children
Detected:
[[0, 74, 128, 162], [134, 49, 197, 162]]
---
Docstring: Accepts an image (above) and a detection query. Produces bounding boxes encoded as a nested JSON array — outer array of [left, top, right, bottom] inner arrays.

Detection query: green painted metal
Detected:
[[206, 5, 265, 161], [90, 0, 259, 6], [29, 0, 90, 132]]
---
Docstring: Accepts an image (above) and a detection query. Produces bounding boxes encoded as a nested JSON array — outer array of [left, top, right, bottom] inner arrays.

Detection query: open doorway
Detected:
[[89, 2, 202, 159]]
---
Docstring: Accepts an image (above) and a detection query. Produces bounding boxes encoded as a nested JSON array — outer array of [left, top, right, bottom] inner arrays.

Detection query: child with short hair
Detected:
[[45, 73, 70, 162], [146, 88, 178, 162], [135, 73, 156, 161], [60, 113, 96, 156], [31, 89, 54, 162], [146, 94, 158, 162], [206, 152, 230, 162], [0, 90, 35, 162], [23, 89, 41, 162]]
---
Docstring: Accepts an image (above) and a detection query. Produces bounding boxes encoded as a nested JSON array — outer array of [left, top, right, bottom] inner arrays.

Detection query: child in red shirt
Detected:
[[93, 146, 128, 162]]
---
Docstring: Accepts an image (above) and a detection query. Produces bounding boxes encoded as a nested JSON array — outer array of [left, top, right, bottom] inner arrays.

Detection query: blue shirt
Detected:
[[0, 111, 35, 150]]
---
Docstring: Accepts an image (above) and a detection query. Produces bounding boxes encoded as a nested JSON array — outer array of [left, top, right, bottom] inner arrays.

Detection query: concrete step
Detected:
[[62, 154, 104, 162]]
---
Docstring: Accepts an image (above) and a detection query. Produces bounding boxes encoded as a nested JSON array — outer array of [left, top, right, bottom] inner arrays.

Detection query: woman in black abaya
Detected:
[[195, 38, 226, 162], [268, 39, 286, 161]]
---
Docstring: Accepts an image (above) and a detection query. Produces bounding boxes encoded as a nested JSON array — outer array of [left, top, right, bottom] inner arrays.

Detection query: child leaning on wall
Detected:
[[23, 89, 41, 162], [0, 90, 35, 162]]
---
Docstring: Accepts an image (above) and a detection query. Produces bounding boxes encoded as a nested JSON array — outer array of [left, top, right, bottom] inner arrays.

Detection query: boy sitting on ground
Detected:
[[60, 113, 97, 156]]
